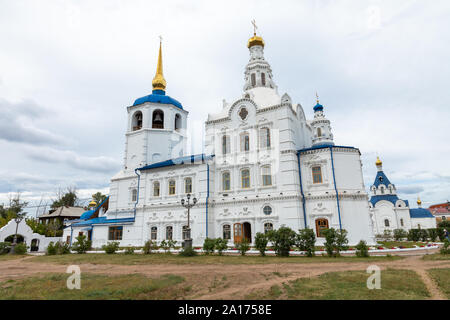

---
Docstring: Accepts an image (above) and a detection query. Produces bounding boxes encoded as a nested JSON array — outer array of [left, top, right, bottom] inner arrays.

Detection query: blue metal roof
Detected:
[[373, 171, 392, 188], [80, 210, 95, 220], [298, 145, 358, 153], [72, 217, 135, 227], [409, 208, 434, 218], [369, 194, 410, 207], [133, 90, 183, 109], [313, 103, 323, 112], [137, 154, 215, 171]]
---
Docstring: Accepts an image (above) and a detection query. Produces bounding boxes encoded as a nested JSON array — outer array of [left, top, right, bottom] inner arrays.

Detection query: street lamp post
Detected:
[[180, 193, 197, 250], [9, 212, 26, 255]]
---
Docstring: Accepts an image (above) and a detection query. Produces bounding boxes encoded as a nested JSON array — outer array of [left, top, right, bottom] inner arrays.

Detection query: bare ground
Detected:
[[1, 250, 449, 300]]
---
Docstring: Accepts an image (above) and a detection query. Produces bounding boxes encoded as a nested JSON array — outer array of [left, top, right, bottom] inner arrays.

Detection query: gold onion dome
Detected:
[[417, 197, 422, 206], [152, 41, 166, 91], [247, 33, 265, 48], [375, 157, 382, 166], [89, 200, 97, 207]]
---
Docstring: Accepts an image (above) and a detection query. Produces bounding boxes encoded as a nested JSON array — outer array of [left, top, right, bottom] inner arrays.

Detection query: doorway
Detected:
[[233, 222, 252, 243]]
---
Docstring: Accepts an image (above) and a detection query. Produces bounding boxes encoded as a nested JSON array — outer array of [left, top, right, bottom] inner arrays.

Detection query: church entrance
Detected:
[[233, 222, 252, 243]]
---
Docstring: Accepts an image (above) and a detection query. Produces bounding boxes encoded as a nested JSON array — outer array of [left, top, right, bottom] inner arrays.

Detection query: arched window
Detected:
[[312, 166, 323, 184], [131, 189, 137, 202], [264, 222, 273, 233], [152, 109, 164, 129], [166, 226, 173, 240], [380, 186, 385, 194], [261, 165, 272, 186], [222, 172, 231, 191], [263, 205, 272, 215], [132, 111, 143, 131], [317, 127, 322, 137], [151, 226, 157, 240], [182, 226, 190, 240], [251, 73, 256, 86], [184, 177, 192, 194], [400, 218, 404, 227], [240, 132, 250, 152], [223, 224, 231, 240], [261, 73, 266, 86], [175, 114, 181, 131], [384, 219, 390, 227], [153, 181, 160, 197], [259, 127, 270, 148], [315, 218, 329, 237], [241, 169, 250, 188], [222, 135, 230, 155], [168, 180, 176, 195]]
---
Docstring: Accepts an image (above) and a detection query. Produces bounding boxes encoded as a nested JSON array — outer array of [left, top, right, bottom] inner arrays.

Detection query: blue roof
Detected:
[[138, 154, 215, 171], [80, 210, 95, 220], [409, 208, 434, 218], [133, 90, 183, 109], [373, 171, 392, 188], [313, 103, 323, 112], [298, 145, 358, 153], [370, 194, 410, 207], [72, 217, 135, 227]]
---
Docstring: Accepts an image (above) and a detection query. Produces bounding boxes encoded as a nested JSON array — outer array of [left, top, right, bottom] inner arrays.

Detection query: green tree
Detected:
[[51, 187, 77, 209], [214, 238, 228, 256], [235, 238, 250, 256], [254, 232, 269, 256], [323, 228, 349, 257], [296, 228, 316, 257], [72, 235, 91, 254], [92, 192, 107, 205], [202, 238, 216, 255], [267, 227, 297, 257], [355, 240, 370, 257]]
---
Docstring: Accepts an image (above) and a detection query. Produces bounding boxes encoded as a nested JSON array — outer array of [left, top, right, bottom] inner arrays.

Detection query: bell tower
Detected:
[[310, 94, 334, 147], [123, 39, 188, 171]]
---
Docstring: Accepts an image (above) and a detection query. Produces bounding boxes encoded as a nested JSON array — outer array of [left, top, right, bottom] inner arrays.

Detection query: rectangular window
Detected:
[[169, 180, 176, 195], [222, 172, 230, 191], [166, 226, 173, 240], [240, 134, 250, 152], [151, 227, 157, 240], [223, 225, 231, 240], [261, 73, 266, 86], [312, 166, 323, 184], [251, 73, 256, 86], [241, 169, 250, 188], [222, 135, 230, 155], [108, 226, 123, 241], [182, 226, 190, 240], [185, 178, 192, 194], [259, 128, 270, 148], [153, 182, 160, 197], [262, 166, 272, 186]]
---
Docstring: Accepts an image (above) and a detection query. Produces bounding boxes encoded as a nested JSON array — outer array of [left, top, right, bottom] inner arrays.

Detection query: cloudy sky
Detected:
[[1, 0, 449, 214]]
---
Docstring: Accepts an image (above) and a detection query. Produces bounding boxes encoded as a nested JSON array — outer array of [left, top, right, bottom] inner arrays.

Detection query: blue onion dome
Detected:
[[133, 90, 183, 109], [313, 103, 323, 112]]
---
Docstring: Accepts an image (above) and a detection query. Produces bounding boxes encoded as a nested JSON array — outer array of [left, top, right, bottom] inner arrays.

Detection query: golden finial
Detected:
[[152, 36, 167, 92], [417, 196, 422, 206], [316, 92, 320, 104], [375, 156, 382, 166], [248, 20, 265, 48]]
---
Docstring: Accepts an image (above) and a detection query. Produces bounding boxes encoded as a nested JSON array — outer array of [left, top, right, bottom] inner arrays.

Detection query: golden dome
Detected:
[[89, 200, 97, 207], [375, 156, 382, 166], [247, 33, 265, 48], [417, 197, 422, 206], [152, 41, 166, 91]]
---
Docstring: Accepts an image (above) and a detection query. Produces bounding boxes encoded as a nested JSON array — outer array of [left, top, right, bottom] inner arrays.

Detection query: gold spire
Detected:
[[375, 156, 382, 166], [247, 19, 265, 48], [152, 38, 167, 92], [316, 92, 320, 104]]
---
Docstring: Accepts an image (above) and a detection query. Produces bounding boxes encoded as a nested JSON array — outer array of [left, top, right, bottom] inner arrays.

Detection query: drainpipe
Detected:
[[134, 168, 141, 219], [297, 151, 308, 228], [329, 147, 343, 230], [69, 225, 73, 248], [206, 163, 210, 237]]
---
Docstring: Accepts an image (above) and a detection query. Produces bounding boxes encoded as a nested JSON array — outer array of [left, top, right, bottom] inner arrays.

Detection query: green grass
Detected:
[[377, 241, 428, 248], [0, 273, 186, 300], [422, 253, 450, 261], [26, 253, 401, 265], [428, 268, 450, 299], [247, 269, 430, 300]]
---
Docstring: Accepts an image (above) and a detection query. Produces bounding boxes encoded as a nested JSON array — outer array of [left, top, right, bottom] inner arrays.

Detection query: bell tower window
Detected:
[[317, 128, 322, 137], [132, 111, 143, 131], [175, 114, 181, 131], [152, 109, 164, 129], [261, 73, 266, 86], [251, 73, 256, 86]]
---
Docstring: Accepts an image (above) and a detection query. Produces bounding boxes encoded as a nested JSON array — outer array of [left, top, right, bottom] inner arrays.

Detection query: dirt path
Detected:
[[0, 253, 448, 299]]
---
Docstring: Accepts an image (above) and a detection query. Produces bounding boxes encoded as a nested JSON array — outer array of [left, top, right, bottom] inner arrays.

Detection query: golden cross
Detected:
[[251, 19, 258, 35], [316, 92, 319, 104]]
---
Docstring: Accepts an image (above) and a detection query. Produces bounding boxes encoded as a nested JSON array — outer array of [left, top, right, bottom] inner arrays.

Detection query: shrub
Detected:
[[214, 238, 228, 256], [393, 229, 408, 241], [178, 246, 198, 257], [438, 220, 450, 229], [72, 235, 91, 254], [0, 242, 11, 255], [437, 228, 445, 241], [46, 242, 57, 255], [355, 240, 370, 257], [124, 246, 135, 254], [167, 239, 177, 253], [143, 240, 156, 254], [267, 227, 297, 257], [427, 228, 438, 242], [14, 242, 28, 255], [47, 241, 70, 255], [323, 228, 349, 257], [160, 240, 169, 253], [383, 229, 392, 240], [296, 228, 316, 257], [235, 238, 250, 256], [102, 242, 119, 254], [408, 229, 421, 242], [440, 239, 450, 255], [254, 232, 269, 256], [418, 229, 429, 242], [203, 238, 216, 255]]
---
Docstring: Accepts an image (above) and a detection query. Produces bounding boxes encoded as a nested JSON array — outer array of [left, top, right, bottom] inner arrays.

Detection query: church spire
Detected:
[[152, 38, 167, 93]]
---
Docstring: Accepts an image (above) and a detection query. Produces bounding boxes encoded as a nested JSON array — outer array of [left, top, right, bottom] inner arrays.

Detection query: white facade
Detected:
[[369, 159, 436, 235], [64, 33, 378, 247]]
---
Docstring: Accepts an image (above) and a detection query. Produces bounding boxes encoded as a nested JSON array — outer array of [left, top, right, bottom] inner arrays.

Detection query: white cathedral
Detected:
[[64, 31, 385, 247]]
